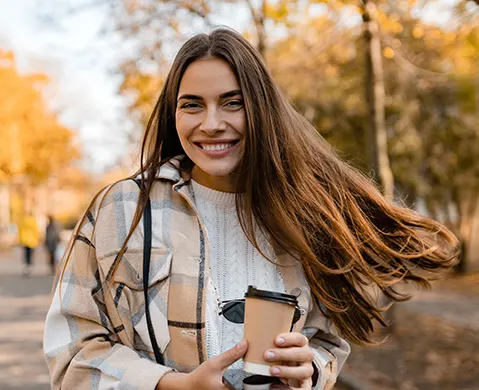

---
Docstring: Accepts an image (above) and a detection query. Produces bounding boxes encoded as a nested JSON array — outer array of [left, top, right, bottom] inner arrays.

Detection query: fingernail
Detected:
[[271, 367, 280, 375], [276, 337, 285, 345], [236, 339, 246, 350], [266, 351, 275, 361]]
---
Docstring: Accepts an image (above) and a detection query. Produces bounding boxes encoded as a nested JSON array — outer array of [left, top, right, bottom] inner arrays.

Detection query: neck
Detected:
[[191, 166, 238, 193]]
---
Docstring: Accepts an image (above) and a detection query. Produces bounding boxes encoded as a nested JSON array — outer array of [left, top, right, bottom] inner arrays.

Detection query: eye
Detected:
[[180, 102, 202, 110], [224, 100, 244, 109]]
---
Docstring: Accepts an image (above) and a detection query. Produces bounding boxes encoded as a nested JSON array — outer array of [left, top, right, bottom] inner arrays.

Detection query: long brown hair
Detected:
[[63, 27, 459, 345]]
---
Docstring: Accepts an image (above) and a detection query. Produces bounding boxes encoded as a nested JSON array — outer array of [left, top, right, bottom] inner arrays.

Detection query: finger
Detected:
[[299, 378, 314, 389], [270, 387, 304, 390], [275, 332, 309, 348], [270, 384, 310, 390], [270, 363, 315, 381], [269, 384, 291, 390], [265, 347, 314, 364], [210, 339, 248, 370], [299, 379, 313, 390]]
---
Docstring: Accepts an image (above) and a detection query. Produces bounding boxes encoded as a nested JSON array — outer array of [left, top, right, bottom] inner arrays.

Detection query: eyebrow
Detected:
[[177, 89, 242, 102]]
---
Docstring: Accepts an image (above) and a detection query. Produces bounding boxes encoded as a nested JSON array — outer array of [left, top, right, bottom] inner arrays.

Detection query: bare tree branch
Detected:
[[245, 0, 259, 22]]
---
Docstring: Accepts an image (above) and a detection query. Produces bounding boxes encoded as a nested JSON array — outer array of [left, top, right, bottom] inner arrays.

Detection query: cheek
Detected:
[[175, 113, 193, 145], [232, 112, 246, 136]]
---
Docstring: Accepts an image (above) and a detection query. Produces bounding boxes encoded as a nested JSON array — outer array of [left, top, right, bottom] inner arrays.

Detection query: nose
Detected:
[[199, 106, 226, 133]]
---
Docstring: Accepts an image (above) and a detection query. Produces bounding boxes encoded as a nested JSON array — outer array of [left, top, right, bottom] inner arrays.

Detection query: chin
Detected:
[[200, 167, 237, 178], [194, 160, 239, 177]]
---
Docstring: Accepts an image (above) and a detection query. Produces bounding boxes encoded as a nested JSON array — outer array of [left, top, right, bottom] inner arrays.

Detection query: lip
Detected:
[[192, 139, 240, 144], [193, 140, 240, 158]]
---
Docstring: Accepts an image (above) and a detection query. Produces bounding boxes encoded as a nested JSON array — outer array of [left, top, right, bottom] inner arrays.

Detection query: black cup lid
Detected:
[[245, 285, 298, 306], [242, 375, 283, 385]]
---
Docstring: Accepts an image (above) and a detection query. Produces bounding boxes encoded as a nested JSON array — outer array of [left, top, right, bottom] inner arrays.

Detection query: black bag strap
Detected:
[[132, 178, 165, 365]]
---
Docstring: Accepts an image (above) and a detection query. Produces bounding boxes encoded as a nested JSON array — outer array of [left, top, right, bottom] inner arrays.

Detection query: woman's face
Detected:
[[175, 57, 246, 192]]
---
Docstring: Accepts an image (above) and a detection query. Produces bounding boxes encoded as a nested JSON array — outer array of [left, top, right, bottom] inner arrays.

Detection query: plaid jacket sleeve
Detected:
[[302, 301, 351, 390], [43, 222, 173, 390]]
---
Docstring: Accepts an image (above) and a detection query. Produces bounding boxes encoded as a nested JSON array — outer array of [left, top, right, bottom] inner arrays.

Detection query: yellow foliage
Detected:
[[120, 60, 165, 128], [413, 25, 424, 38], [378, 11, 404, 34], [393, 23, 404, 34], [265, 1, 289, 22], [383, 46, 395, 59], [0, 51, 80, 183]]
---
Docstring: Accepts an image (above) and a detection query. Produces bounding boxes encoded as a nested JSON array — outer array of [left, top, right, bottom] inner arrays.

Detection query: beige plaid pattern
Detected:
[[43, 157, 350, 390]]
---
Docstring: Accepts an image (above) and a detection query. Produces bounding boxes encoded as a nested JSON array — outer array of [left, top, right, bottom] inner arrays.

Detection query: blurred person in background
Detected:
[[18, 212, 39, 277], [44, 28, 459, 390], [45, 215, 61, 275]]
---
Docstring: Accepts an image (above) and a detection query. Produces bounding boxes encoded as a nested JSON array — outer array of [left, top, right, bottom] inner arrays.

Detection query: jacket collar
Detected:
[[156, 155, 190, 183]]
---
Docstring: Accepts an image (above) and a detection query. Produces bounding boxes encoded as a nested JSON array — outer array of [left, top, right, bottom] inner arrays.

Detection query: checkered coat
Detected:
[[44, 157, 350, 390]]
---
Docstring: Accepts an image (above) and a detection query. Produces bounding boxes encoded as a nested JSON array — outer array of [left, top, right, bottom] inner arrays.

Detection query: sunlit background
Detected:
[[0, 1, 478, 389]]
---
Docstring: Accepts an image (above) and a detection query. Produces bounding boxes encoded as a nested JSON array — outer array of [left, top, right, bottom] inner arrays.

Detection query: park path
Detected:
[[0, 246, 53, 390], [404, 286, 479, 331]]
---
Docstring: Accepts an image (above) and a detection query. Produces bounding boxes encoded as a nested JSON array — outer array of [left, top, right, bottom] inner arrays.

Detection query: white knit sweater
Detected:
[[191, 180, 285, 387]]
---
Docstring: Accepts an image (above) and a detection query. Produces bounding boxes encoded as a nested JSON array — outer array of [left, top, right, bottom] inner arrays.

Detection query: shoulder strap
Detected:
[[132, 178, 165, 365]]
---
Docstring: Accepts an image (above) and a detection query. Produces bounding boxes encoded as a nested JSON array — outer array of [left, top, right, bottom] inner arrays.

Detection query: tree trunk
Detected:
[[362, 0, 396, 335], [362, 0, 394, 200], [246, 0, 267, 58], [455, 192, 479, 273], [475, 65, 479, 116]]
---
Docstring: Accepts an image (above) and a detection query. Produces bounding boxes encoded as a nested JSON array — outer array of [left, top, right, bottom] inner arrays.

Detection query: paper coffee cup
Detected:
[[243, 286, 297, 376]]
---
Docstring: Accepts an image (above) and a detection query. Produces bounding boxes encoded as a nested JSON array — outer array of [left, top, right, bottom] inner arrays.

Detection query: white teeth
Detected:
[[200, 143, 234, 151]]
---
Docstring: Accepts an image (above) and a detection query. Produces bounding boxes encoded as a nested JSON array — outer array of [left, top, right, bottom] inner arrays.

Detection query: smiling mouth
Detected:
[[195, 141, 239, 151]]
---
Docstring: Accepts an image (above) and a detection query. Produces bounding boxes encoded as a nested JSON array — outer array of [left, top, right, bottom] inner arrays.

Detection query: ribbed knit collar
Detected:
[[191, 180, 237, 207]]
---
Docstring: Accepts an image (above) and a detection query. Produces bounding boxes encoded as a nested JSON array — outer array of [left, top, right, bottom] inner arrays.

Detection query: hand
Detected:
[[157, 340, 248, 390], [264, 332, 314, 389], [191, 339, 249, 389]]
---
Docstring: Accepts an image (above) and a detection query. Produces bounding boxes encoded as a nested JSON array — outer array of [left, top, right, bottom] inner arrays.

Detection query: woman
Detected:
[[44, 28, 458, 390], [45, 215, 61, 275]]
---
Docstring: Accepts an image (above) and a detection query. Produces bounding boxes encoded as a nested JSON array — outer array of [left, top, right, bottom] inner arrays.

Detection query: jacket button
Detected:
[[290, 288, 302, 297]]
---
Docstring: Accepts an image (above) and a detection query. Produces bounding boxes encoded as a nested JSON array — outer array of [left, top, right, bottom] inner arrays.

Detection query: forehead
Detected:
[[178, 57, 240, 97]]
